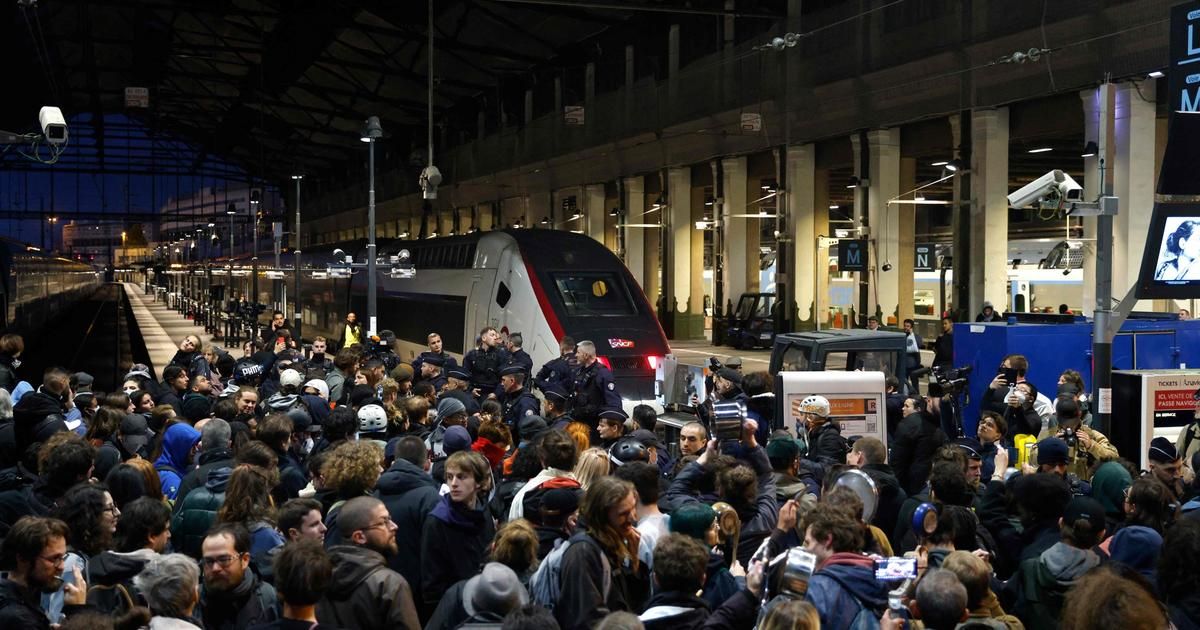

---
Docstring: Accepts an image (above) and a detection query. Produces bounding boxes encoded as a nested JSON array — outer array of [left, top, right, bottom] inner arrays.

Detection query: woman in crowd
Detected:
[[216, 465, 285, 576]]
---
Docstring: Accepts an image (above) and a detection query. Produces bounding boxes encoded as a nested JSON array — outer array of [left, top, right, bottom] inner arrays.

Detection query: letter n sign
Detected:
[[838, 239, 868, 272], [914, 243, 934, 271]]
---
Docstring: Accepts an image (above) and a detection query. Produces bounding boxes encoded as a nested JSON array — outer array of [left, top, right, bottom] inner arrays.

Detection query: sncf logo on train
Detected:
[[608, 338, 635, 349]]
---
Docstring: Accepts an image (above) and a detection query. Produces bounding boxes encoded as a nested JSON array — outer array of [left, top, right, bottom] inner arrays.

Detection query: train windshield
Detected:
[[552, 272, 636, 317]]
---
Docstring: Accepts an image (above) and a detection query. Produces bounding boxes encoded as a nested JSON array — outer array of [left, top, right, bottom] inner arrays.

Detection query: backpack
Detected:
[[87, 582, 136, 616], [529, 532, 610, 611]]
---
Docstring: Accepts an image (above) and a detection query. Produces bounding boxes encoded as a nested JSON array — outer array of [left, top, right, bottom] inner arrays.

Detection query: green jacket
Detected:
[[170, 466, 230, 558]]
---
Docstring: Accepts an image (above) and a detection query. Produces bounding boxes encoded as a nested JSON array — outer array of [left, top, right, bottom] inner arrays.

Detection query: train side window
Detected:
[[496, 282, 511, 308]]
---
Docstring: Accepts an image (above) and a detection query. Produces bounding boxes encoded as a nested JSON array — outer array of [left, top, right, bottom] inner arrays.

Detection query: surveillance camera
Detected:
[[38, 107, 67, 145], [420, 165, 443, 200], [1006, 170, 1083, 209], [882, 262, 893, 272]]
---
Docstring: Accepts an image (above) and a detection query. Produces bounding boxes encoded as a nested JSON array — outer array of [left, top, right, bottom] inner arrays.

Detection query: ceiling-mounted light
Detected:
[[1148, 70, 1165, 79], [945, 158, 966, 172], [1081, 141, 1099, 158], [931, 161, 949, 167], [539, 216, 551, 225], [226, 203, 237, 215], [360, 116, 383, 143], [1027, 147, 1053, 154], [609, 208, 620, 217], [847, 176, 868, 189]]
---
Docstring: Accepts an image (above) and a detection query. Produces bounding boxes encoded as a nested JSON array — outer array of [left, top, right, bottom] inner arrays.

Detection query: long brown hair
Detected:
[[581, 476, 637, 568], [217, 465, 278, 526]]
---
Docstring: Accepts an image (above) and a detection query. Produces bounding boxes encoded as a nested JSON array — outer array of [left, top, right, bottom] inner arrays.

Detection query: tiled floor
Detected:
[[123, 283, 214, 380]]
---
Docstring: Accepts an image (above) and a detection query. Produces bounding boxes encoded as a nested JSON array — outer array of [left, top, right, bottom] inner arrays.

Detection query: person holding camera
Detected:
[[982, 355, 1052, 423], [1029, 397, 1116, 483], [801, 503, 890, 630]]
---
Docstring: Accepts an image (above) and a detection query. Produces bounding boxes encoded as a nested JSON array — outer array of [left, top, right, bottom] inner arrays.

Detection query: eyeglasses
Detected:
[[359, 517, 394, 533], [102, 504, 120, 516], [39, 553, 66, 565], [201, 555, 238, 569]]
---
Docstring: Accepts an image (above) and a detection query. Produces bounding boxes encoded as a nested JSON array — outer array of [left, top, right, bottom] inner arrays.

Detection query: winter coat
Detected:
[[700, 551, 741, 611], [11, 389, 67, 460], [374, 458, 440, 600], [1008, 542, 1100, 630], [640, 589, 759, 630], [173, 447, 234, 513], [271, 445, 308, 506], [420, 494, 496, 606], [0, 354, 17, 393], [861, 463, 908, 544], [316, 545, 420, 630], [171, 466, 229, 558], [197, 564, 278, 630], [806, 422, 848, 467], [0, 577, 86, 629], [0, 464, 47, 532], [555, 533, 651, 630], [155, 423, 201, 501], [804, 553, 889, 630], [87, 548, 158, 612], [891, 411, 948, 495]]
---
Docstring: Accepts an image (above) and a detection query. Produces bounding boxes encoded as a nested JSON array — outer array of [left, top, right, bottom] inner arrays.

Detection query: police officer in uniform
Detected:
[[535, 336, 578, 394], [414, 354, 448, 393], [413, 332, 459, 374], [542, 384, 574, 431], [505, 332, 534, 382], [499, 365, 540, 442], [463, 326, 510, 402], [439, 367, 481, 415], [570, 340, 623, 427]]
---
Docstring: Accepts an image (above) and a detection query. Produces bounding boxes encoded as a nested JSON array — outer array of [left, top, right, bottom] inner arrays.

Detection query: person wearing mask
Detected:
[[802, 503, 889, 630], [555, 476, 650, 630], [316, 496, 421, 630], [1007, 497, 1104, 630], [420, 451, 497, 610], [0, 516, 89, 628], [891, 395, 948, 495], [570, 340, 622, 429], [134, 553, 203, 630], [197, 523, 279, 629], [154, 422, 201, 502], [463, 327, 509, 402]]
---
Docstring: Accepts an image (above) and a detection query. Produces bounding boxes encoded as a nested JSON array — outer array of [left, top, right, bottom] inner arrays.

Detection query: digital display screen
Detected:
[[1137, 205, 1200, 299]]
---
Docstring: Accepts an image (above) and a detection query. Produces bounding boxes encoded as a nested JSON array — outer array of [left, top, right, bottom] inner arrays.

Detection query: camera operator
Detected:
[[1000, 382, 1042, 438], [1030, 397, 1116, 483], [691, 367, 748, 427]]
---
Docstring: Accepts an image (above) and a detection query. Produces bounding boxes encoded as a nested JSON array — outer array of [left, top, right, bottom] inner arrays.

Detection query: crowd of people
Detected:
[[0, 317, 1198, 630]]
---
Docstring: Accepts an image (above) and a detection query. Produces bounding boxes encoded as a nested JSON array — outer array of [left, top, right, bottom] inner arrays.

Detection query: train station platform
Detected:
[[122, 282, 214, 380]]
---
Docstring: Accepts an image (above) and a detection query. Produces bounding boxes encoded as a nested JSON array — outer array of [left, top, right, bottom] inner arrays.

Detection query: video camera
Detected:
[[363, 332, 401, 371], [708, 356, 723, 371], [927, 364, 972, 398], [710, 400, 745, 443]]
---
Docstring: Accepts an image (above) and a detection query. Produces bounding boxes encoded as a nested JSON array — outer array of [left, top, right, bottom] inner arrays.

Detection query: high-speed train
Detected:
[[198, 229, 670, 406], [0, 238, 102, 333]]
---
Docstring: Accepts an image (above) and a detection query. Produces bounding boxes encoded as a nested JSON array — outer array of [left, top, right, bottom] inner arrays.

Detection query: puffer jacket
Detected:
[[1008, 542, 1100, 630], [170, 466, 230, 558], [316, 545, 421, 630]]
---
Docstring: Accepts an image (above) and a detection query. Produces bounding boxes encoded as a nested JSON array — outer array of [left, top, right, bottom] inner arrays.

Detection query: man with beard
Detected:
[[316, 496, 420, 630], [197, 523, 278, 630], [0, 516, 88, 627]]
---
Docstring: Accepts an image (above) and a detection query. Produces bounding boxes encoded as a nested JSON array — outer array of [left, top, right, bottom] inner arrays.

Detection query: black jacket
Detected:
[[173, 447, 234, 512], [806, 422, 848, 468], [0, 578, 71, 629], [556, 533, 650, 630], [12, 390, 67, 459], [87, 548, 157, 611], [891, 411, 948, 495], [860, 463, 908, 544], [316, 545, 421, 630], [419, 495, 495, 606], [374, 458, 440, 604], [0, 465, 47, 534], [197, 568, 278, 630], [271, 446, 308, 506], [0, 354, 17, 394], [933, 332, 954, 367], [639, 589, 759, 630]]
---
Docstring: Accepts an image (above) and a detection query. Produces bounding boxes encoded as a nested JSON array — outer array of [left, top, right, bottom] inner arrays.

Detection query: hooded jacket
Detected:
[[173, 447, 234, 513], [806, 421, 848, 467], [87, 548, 158, 611], [420, 493, 496, 605], [171, 466, 231, 559], [1009, 542, 1100, 630], [316, 545, 420, 630], [197, 565, 278, 630], [374, 457, 440, 602], [155, 423, 201, 501], [805, 552, 889, 630], [11, 389, 67, 461], [0, 464, 47, 531]]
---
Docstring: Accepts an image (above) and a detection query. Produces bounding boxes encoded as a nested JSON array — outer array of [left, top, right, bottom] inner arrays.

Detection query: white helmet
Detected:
[[798, 395, 831, 418], [358, 404, 388, 433]]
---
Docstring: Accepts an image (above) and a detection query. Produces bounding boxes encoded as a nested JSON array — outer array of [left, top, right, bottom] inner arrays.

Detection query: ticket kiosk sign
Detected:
[[1110, 370, 1200, 469], [778, 371, 886, 445]]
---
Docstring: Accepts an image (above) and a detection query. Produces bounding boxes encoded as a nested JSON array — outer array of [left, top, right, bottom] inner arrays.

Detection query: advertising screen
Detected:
[[1137, 205, 1200, 299]]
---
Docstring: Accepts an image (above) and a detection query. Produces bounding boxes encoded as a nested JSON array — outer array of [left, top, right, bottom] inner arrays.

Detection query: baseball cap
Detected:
[[119, 414, 154, 455], [287, 408, 313, 434], [443, 426, 472, 455], [279, 369, 303, 389], [724, 356, 743, 368], [1062, 496, 1106, 531], [72, 372, 95, 391]]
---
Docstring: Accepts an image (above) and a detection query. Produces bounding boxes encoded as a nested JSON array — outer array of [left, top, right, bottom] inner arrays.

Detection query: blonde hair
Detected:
[[572, 447, 610, 490], [321, 441, 383, 497]]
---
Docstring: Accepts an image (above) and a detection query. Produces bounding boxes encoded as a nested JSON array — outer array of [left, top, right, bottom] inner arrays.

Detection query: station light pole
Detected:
[[250, 190, 260, 306], [361, 116, 383, 336], [292, 174, 304, 341], [226, 203, 236, 261]]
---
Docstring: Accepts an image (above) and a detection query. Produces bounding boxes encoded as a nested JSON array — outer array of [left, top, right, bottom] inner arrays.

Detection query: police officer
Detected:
[[542, 384, 573, 431], [414, 354, 448, 393], [413, 332, 458, 374], [505, 332, 534, 381], [439, 367, 481, 415], [463, 326, 510, 401], [499, 365, 540, 441], [535, 336, 578, 394], [571, 340, 622, 427]]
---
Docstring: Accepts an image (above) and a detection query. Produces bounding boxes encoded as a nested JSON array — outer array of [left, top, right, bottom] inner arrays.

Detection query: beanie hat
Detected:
[[390, 363, 414, 383], [670, 502, 717, 542], [349, 384, 377, 408], [1149, 436, 1179, 464], [766, 436, 801, 464], [443, 426, 472, 455], [181, 394, 211, 422], [436, 396, 467, 420], [1036, 437, 1070, 466], [1109, 525, 1163, 581]]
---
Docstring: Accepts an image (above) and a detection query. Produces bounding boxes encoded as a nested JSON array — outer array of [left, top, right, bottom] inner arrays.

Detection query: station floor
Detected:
[[123, 282, 215, 379]]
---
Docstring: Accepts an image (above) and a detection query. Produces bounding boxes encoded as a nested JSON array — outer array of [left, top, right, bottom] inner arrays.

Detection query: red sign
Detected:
[[608, 338, 635, 349], [1154, 389, 1197, 411]]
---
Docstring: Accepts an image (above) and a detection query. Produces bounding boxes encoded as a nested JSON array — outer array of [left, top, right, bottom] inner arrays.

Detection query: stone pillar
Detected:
[[1113, 80, 1157, 303], [721, 156, 748, 316], [867, 128, 901, 323], [668, 167, 701, 338], [623, 176, 646, 291], [583, 184, 606, 242], [969, 108, 1010, 318], [788, 144, 819, 328], [898, 156, 917, 321]]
